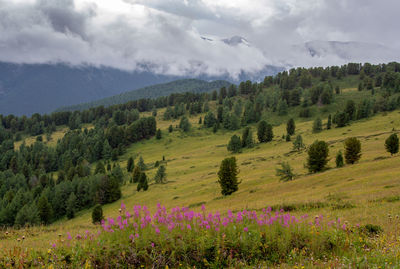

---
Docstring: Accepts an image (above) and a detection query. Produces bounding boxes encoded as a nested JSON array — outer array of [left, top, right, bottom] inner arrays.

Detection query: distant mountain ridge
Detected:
[[56, 79, 232, 112], [0, 60, 282, 116]]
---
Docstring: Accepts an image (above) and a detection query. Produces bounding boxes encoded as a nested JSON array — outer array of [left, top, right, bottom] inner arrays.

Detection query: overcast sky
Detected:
[[0, 0, 399, 78]]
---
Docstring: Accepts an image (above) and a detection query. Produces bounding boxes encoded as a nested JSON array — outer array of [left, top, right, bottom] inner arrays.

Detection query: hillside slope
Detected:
[[56, 79, 232, 112]]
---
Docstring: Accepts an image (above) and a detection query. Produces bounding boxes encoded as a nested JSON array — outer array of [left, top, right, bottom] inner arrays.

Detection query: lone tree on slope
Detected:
[[218, 157, 241, 196]]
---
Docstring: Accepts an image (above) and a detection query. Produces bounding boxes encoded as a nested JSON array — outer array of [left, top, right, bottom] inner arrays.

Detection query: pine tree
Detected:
[[327, 114, 332, 130], [137, 156, 146, 171], [385, 133, 399, 155], [276, 162, 295, 181], [344, 137, 362, 164], [286, 118, 295, 135], [127, 157, 134, 173], [37, 195, 52, 224], [336, 151, 344, 168], [227, 135, 242, 153], [217, 157, 240, 196], [293, 135, 305, 151], [137, 172, 149, 191], [66, 193, 77, 219], [156, 129, 162, 140], [154, 165, 167, 184], [312, 117, 323, 133], [94, 161, 106, 175], [168, 125, 173, 133], [257, 120, 271, 143], [307, 140, 329, 173], [132, 166, 141, 183], [241, 127, 254, 148], [92, 204, 103, 224], [102, 140, 112, 160], [179, 116, 191, 132]]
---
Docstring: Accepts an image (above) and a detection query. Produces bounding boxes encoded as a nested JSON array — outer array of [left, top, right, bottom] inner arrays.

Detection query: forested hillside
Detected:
[[57, 79, 232, 112]]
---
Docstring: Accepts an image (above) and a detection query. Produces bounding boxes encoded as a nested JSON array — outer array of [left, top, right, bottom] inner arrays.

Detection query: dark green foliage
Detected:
[[345, 100, 356, 120], [335, 112, 349, 127], [132, 166, 141, 183], [277, 99, 288, 115], [336, 151, 344, 168], [293, 135, 305, 151], [37, 195, 52, 224], [241, 127, 254, 148], [168, 125, 173, 133], [385, 133, 399, 155], [137, 156, 146, 171], [137, 172, 148, 191], [276, 162, 295, 181], [66, 193, 77, 219], [344, 137, 362, 164], [217, 157, 240, 196], [15, 203, 40, 226], [307, 140, 329, 173], [179, 116, 191, 132], [127, 157, 134, 173], [92, 204, 103, 224], [327, 114, 332, 129], [257, 120, 273, 143], [312, 118, 323, 133], [227, 135, 242, 153], [204, 111, 217, 128], [285, 134, 291, 141], [96, 175, 121, 205], [286, 118, 295, 135], [198, 117, 202, 124], [156, 129, 162, 140], [154, 165, 167, 184], [362, 224, 383, 236], [299, 107, 312, 118]]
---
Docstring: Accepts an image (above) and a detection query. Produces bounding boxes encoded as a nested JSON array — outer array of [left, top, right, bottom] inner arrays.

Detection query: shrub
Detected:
[[344, 137, 362, 164], [154, 165, 167, 184], [127, 157, 134, 172], [385, 133, 399, 155], [276, 162, 295, 181], [218, 157, 240, 195], [92, 204, 103, 224], [179, 116, 191, 132], [293, 135, 305, 151], [307, 140, 329, 173], [156, 129, 162, 139]]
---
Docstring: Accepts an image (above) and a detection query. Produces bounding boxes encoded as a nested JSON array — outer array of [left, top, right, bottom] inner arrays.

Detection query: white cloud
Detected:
[[0, 0, 399, 78]]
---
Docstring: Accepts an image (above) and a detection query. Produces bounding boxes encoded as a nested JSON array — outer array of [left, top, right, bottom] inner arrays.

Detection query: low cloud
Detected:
[[0, 0, 399, 78]]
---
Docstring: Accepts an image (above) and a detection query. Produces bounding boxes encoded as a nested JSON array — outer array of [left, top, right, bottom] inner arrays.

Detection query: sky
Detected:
[[0, 0, 399, 78]]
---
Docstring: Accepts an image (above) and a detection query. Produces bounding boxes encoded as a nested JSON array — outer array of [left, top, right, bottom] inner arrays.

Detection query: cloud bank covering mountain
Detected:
[[1, 0, 400, 79]]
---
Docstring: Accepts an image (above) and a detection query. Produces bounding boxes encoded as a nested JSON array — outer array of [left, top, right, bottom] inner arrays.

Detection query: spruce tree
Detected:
[[327, 114, 332, 129], [307, 140, 329, 173], [312, 117, 323, 133], [286, 118, 295, 135], [241, 127, 254, 148], [336, 151, 344, 168], [293, 135, 305, 151], [137, 156, 146, 171], [156, 129, 162, 140], [66, 193, 77, 219], [37, 195, 52, 224], [257, 120, 270, 143], [276, 162, 295, 181], [344, 137, 362, 164], [385, 133, 399, 155], [179, 116, 191, 132], [127, 157, 134, 172], [132, 166, 141, 183], [154, 165, 167, 184], [217, 157, 240, 195], [92, 204, 103, 224], [227, 135, 242, 153], [137, 172, 149, 191]]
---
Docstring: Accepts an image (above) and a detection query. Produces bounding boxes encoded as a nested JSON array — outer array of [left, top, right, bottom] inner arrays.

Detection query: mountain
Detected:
[[0, 60, 282, 116], [0, 62, 184, 116], [56, 79, 232, 112]]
